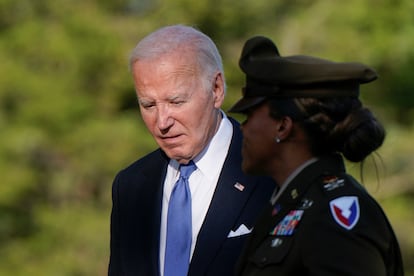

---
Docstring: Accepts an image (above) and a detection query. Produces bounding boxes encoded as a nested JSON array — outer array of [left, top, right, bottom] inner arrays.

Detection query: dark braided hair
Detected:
[[268, 97, 385, 162]]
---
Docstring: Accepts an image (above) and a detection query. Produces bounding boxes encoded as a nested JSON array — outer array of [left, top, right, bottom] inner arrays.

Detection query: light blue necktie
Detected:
[[164, 161, 197, 276]]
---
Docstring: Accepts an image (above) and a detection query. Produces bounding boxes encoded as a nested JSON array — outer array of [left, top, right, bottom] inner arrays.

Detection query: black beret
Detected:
[[228, 36, 378, 113]]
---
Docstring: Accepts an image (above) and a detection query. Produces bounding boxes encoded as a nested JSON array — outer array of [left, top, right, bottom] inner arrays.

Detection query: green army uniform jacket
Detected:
[[236, 154, 404, 276]]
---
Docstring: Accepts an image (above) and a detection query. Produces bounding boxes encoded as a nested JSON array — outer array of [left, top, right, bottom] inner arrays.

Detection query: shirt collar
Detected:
[[193, 111, 233, 180]]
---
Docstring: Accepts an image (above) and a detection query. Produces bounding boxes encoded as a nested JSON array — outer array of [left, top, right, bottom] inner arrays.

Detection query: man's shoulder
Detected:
[[118, 148, 168, 176], [111, 149, 167, 200]]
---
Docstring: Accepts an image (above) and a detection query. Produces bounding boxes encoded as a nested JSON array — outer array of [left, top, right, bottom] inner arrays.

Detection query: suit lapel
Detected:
[[188, 119, 259, 275], [124, 150, 168, 276]]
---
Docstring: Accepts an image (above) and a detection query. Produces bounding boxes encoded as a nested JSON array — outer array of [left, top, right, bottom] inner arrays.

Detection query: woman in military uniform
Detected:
[[229, 36, 404, 276]]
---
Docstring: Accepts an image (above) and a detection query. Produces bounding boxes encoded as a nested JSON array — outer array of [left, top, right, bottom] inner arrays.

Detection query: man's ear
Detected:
[[212, 72, 225, 108]]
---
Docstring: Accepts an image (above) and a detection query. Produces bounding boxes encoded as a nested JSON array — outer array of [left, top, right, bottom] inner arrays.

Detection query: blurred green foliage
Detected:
[[0, 0, 413, 275]]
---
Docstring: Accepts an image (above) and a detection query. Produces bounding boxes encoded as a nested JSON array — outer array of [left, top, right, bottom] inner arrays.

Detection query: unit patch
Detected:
[[270, 210, 304, 236], [329, 196, 360, 230]]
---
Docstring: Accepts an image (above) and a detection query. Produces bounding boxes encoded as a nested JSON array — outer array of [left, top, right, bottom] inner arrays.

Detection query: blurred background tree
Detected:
[[0, 0, 413, 275]]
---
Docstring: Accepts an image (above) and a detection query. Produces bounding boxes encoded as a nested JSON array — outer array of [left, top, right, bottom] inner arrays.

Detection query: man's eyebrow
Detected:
[[167, 95, 183, 101], [138, 98, 154, 104]]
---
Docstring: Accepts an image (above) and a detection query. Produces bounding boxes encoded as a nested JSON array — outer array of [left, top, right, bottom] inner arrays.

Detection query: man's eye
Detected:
[[140, 102, 155, 109]]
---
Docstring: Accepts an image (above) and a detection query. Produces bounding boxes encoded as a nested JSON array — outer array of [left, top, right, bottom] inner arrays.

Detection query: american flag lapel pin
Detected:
[[234, 182, 245, 192]]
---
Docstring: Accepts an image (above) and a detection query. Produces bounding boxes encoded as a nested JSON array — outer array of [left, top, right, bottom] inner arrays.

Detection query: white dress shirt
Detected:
[[159, 111, 233, 275]]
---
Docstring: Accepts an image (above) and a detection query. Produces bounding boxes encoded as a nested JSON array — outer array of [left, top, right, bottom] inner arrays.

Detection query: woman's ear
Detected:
[[275, 116, 294, 141]]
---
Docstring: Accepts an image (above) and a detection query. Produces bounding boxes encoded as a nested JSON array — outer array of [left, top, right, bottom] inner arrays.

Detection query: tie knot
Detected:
[[179, 161, 197, 179]]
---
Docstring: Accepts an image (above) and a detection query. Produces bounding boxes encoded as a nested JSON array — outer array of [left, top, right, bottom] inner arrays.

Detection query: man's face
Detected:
[[131, 52, 224, 164]]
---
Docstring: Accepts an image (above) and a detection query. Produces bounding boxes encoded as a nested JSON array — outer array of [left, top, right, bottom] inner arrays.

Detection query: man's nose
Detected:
[[157, 104, 174, 131]]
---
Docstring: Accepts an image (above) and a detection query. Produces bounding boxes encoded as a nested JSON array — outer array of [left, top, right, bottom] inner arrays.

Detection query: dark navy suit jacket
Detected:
[[109, 118, 275, 276]]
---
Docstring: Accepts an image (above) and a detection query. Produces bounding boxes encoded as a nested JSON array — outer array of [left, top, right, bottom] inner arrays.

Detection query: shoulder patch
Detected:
[[329, 196, 360, 230]]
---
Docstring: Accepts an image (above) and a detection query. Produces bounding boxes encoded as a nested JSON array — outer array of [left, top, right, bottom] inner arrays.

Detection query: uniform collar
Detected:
[[273, 154, 346, 205]]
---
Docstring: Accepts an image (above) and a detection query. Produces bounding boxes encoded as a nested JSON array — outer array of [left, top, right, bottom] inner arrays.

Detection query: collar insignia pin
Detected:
[[291, 189, 298, 199]]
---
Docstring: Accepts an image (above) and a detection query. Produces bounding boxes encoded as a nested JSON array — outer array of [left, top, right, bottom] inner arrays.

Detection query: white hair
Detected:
[[129, 24, 226, 93]]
